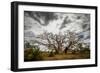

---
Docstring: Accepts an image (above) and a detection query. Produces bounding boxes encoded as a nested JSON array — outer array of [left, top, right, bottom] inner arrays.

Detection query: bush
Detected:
[[80, 47, 90, 54], [48, 51, 55, 57], [24, 48, 34, 61], [24, 47, 43, 61], [32, 48, 43, 60], [24, 42, 33, 49]]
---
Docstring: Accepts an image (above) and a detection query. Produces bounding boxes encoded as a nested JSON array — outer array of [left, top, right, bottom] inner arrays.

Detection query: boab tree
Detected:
[[37, 31, 67, 54], [37, 31, 79, 54]]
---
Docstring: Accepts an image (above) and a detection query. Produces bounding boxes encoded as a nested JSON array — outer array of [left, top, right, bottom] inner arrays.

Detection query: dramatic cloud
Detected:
[[24, 11, 90, 45], [24, 11, 57, 26]]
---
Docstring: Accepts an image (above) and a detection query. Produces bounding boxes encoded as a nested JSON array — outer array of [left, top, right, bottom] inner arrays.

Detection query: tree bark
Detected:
[[64, 42, 72, 53]]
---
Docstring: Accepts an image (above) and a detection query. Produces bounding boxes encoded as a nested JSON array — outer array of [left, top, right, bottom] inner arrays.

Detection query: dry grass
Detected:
[[42, 51, 90, 61], [24, 48, 90, 62]]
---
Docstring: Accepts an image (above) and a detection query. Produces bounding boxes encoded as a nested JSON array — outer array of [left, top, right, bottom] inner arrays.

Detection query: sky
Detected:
[[24, 11, 90, 50]]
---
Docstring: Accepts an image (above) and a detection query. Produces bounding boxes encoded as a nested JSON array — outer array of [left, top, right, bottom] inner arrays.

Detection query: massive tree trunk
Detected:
[[64, 47, 68, 53], [64, 42, 72, 53]]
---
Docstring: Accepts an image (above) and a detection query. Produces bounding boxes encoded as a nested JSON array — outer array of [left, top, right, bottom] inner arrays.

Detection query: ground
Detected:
[[41, 51, 90, 61], [24, 48, 90, 62]]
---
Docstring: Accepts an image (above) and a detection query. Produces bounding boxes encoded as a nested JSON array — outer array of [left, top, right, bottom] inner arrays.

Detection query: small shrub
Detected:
[[24, 47, 43, 61], [48, 51, 55, 57], [32, 48, 43, 60], [80, 47, 90, 54], [24, 48, 34, 61]]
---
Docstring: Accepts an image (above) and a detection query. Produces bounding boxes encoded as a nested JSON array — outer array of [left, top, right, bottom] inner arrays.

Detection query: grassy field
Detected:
[[41, 52, 90, 61], [24, 48, 90, 62]]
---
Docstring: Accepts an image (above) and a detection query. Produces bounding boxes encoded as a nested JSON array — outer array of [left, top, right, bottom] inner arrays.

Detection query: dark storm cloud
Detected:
[[83, 14, 90, 22], [78, 34, 84, 39], [60, 16, 72, 29], [77, 30, 90, 44], [24, 11, 57, 26], [85, 35, 90, 39], [24, 25, 32, 30], [24, 12, 34, 30], [82, 23, 90, 31], [82, 24, 88, 29], [74, 13, 90, 32], [24, 31, 35, 37], [81, 14, 90, 32]]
